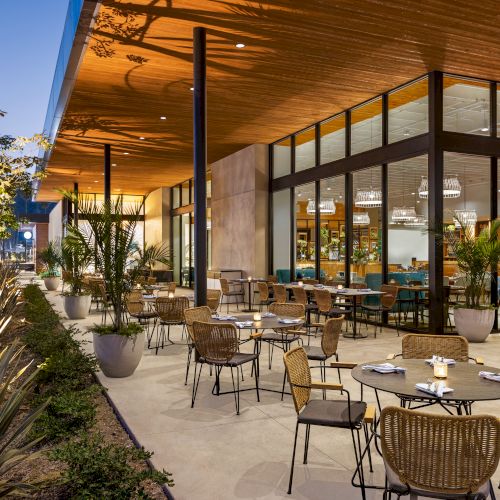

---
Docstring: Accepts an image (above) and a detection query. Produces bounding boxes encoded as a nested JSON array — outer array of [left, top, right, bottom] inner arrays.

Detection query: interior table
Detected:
[[352, 358, 500, 414], [231, 278, 265, 312]]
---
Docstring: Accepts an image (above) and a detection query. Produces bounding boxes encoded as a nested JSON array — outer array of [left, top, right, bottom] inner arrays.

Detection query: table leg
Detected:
[[343, 299, 368, 339], [242, 281, 257, 312], [414, 291, 419, 329]]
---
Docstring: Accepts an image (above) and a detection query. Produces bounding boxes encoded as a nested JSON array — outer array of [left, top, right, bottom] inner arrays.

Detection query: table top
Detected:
[[396, 284, 465, 292], [231, 278, 266, 283], [285, 284, 384, 297], [209, 313, 304, 330], [352, 359, 500, 402]]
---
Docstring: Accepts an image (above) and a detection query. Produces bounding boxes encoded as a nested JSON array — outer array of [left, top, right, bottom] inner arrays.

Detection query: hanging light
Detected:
[[418, 176, 461, 199], [306, 199, 336, 214], [392, 206, 417, 222], [404, 215, 427, 227], [454, 209, 477, 228], [353, 212, 370, 225], [355, 189, 382, 207]]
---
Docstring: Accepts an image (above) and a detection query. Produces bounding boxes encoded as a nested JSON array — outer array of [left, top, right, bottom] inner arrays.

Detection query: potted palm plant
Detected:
[[59, 233, 93, 319], [135, 241, 172, 280], [63, 192, 144, 377], [446, 213, 500, 342], [38, 241, 61, 291]]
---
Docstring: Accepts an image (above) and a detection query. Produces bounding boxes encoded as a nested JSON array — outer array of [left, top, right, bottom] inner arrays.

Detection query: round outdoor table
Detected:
[[352, 359, 500, 412]]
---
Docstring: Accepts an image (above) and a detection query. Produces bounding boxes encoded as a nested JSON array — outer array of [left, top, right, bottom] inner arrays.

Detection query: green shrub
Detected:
[[51, 433, 173, 499]]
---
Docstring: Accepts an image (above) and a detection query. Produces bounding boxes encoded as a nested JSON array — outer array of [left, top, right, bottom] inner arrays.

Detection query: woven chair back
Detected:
[[155, 296, 189, 323], [313, 288, 332, 314], [219, 278, 230, 294], [147, 276, 157, 285], [272, 284, 287, 304], [126, 290, 144, 315], [257, 281, 269, 301], [381, 406, 500, 496], [321, 316, 343, 357], [401, 334, 469, 362], [380, 284, 398, 309], [351, 282, 367, 305], [206, 289, 221, 312], [267, 275, 278, 283], [192, 321, 238, 364], [269, 302, 305, 319], [283, 346, 311, 414], [291, 286, 308, 305], [184, 306, 211, 342], [165, 282, 176, 294]]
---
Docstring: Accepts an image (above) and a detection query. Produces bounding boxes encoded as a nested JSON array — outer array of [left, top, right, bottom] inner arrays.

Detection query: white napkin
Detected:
[[336, 289, 348, 294], [479, 371, 500, 382], [416, 381, 454, 397], [212, 315, 237, 321], [235, 321, 254, 328], [262, 312, 276, 318], [362, 363, 406, 374], [142, 294, 155, 299], [425, 355, 456, 366], [358, 288, 372, 292], [278, 318, 302, 324]]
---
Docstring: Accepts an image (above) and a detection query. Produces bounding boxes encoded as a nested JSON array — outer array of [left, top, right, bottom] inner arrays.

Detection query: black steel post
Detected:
[[428, 71, 444, 334], [381, 94, 389, 324], [193, 26, 207, 306], [490, 82, 498, 329], [345, 110, 352, 287], [314, 181, 321, 281], [104, 144, 111, 203], [73, 182, 79, 227]]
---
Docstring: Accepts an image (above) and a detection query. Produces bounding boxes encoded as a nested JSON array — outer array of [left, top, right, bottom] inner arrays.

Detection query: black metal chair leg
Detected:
[[191, 362, 203, 408], [303, 424, 311, 464], [185, 345, 192, 385], [254, 358, 260, 402], [287, 422, 300, 495]]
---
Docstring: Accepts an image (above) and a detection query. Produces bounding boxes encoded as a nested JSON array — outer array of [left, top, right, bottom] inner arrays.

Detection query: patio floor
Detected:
[[35, 280, 500, 500]]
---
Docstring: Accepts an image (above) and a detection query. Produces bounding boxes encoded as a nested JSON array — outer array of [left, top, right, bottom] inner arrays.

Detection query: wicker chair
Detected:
[[164, 282, 176, 294], [61, 270, 72, 293], [219, 278, 244, 312], [206, 289, 221, 313], [152, 296, 189, 354], [87, 278, 104, 311], [267, 275, 278, 283], [257, 281, 274, 310], [313, 288, 350, 321], [98, 283, 113, 324], [361, 284, 399, 337], [183, 306, 212, 385], [147, 276, 157, 285], [191, 321, 260, 415], [272, 283, 287, 304], [125, 291, 157, 338], [380, 406, 500, 499], [291, 286, 317, 326], [283, 346, 375, 495]]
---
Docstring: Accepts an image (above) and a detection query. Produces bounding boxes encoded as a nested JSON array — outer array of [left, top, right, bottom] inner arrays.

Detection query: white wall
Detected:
[[144, 187, 170, 270], [48, 201, 63, 243], [388, 228, 428, 266]]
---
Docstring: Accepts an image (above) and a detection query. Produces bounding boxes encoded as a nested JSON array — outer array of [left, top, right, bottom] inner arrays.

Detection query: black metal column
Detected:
[[73, 182, 79, 227], [314, 123, 321, 281], [345, 110, 352, 287], [428, 71, 444, 334], [104, 144, 111, 203], [193, 26, 207, 306], [490, 82, 498, 329]]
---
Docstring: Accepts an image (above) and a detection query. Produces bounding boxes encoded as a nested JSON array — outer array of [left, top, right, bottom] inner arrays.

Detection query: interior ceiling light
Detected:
[[94, 180, 98, 183], [160, 116, 167, 120], [139, 137, 145, 140], [123, 152, 129, 155], [190, 87, 194, 91], [418, 176, 461, 199], [235, 43, 245, 48], [480, 100, 489, 132], [306, 199, 336, 214], [355, 189, 382, 207], [392, 206, 417, 222], [454, 209, 477, 228], [404, 215, 427, 227], [353, 212, 370, 225], [112, 163, 117, 166]]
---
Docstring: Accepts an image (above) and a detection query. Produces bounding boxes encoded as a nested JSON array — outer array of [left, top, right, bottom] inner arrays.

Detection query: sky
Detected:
[[0, 0, 70, 138]]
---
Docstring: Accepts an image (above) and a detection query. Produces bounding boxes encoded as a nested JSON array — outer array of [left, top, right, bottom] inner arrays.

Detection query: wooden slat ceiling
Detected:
[[38, 0, 500, 201]]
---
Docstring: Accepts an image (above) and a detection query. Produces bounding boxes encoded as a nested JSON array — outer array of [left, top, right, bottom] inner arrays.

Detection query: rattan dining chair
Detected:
[[98, 283, 113, 324], [283, 346, 375, 496], [219, 278, 244, 312], [183, 306, 212, 385], [361, 284, 399, 337], [206, 289, 222, 313], [125, 290, 157, 341], [257, 281, 274, 310], [191, 321, 260, 415], [152, 296, 189, 354], [291, 286, 317, 327], [380, 406, 500, 499], [313, 288, 351, 322], [272, 283, 287, 304]]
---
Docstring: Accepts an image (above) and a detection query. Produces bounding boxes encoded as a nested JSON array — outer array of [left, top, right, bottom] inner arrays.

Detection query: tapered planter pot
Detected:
[[93, 331, 145, 378], [64, 294, 91, 320], [43, 277, 60, 291], [454, 307, 495, 343]]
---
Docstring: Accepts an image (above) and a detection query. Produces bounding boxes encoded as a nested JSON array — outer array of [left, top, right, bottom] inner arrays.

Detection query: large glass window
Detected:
[[294, 127, 316, 172], [443, 75, 490, 135], [172, 186, 180, 209], [181, 181, 190, 205], [388, 77, 429, 143], [320, 114, 345, 164], [272, 190, 291, 281], [181, 213, 192, 287], [272, 137, 292, 178], [294, 183, 316, 280], [351, 97, 382, 155], [351, 167, 382, 287], [172, 215, 180, 284], [320, 176, 345, 283]]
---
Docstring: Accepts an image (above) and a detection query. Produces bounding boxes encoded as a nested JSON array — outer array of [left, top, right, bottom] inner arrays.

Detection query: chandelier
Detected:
[[392, 206, 417, 222], [453, 209, 477, 228], [306, 199, 336, 214], [355, 189, 382, 207], [418, 176, 461, 199], [353, 212, 370, 225], [404, 215, 427, 227]]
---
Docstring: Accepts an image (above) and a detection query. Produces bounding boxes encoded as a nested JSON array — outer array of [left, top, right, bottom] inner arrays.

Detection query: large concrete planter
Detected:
[[93, 330, 145, 378], [43, 277, 60, 291], [454, 307, 495, 343], [64, 294, 91, 320]]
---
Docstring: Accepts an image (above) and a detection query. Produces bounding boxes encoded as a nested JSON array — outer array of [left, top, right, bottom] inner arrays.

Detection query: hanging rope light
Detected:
[[418, 176, 461, 199], [306, 199, 336, 214], [355, 189, 382, 207], [454, 209, 477, 228], [353, 212, 370, 225], [392, 206, 417, 222], [404, 215, 427, 227]]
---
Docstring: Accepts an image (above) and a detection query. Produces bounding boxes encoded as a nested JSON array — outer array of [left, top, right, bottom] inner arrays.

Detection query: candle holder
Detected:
[[433, 357, 448, 378], [253, 312, 262, 321], [298, 281, 304, 287], [247, 276, 252, 282], [168, 292, 175, 298], [337, 284, 344, 290]]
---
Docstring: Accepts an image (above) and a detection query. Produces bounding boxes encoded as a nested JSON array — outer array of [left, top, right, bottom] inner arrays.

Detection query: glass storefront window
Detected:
[[272, 137, 292, 178], [182, 181, 190, 206], [320, 176, 345, 283], [181, 213, 192, 287], [272, 190, 291, 281], [388, 77, 429, 143], [351, 97, 382, 155], [443, 75, 490, 135], [173, 216, 180, 284], [172, 186, 180, 209], [320, 114, 345, 164], [294, 127, 316, 172], [295, 182, 316, 280]]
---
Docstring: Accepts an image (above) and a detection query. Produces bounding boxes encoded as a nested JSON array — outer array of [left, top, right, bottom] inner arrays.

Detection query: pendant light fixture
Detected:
[[392, 206, 417, 222], [353, 212, 370, 225], [355, 168, 382, 207], [454, 166, 476, 228], [306, 199, 336, 214], [418, 176, 461, 199]]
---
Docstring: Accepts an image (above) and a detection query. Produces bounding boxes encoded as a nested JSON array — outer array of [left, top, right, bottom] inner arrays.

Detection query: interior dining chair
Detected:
[[257, 281, 274, 310], [125, 290, 157, 342], [283, 346, 375, 496], [361, 284, 399, 337], [183, 306, 212, 385], [153, 296, 189, 354], [206, 289, 221, 313], [219, 278, 244, 312], [380, 406, 500, 500], [191, 321, 260, 415], [291, 286, 317, 329], [313, 288, 351, 326], [272, 283, 287, 304]]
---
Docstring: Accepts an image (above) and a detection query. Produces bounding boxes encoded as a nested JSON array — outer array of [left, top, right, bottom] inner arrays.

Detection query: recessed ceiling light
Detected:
[[139, 137, 145, 140], [94, 180, 98, 183], [411, 192, 415, 195], [327, 187, 331, 191], [339, 195, 343, 199], [417, 200, 420, 203], [160, 116, 167, 120], [112, 163, 117, 166], [123, 152, 129, 155], [190, 87, 194, 91], [297, 193, 302, 197], [235, 43, 245, 48], [101, 173, 104, 176], [481, 127, 489, 132], [115, 188, 122, 191]]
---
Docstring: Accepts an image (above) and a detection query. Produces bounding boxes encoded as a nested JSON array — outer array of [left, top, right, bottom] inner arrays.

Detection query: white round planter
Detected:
[[43, 276, 60, 291], [93, 331, 145, 378], [64, 295, 91, 320], [454, 307, 495, 343]]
